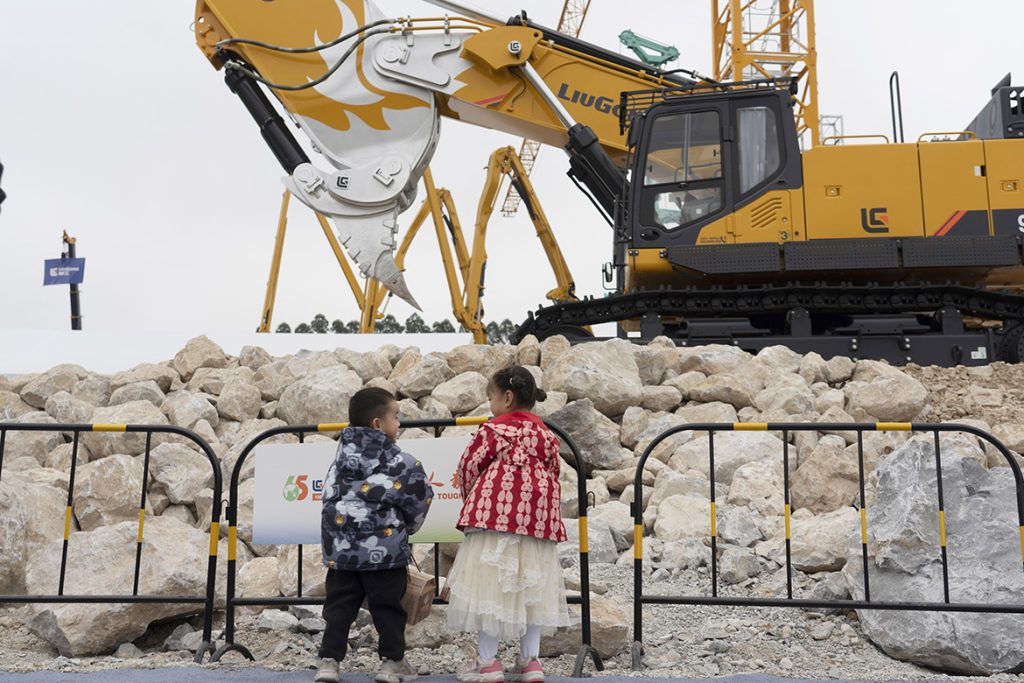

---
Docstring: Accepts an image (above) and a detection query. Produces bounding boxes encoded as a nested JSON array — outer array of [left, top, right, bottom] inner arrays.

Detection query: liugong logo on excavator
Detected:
[[557, 83, 621, 117], [860, 207, 890, 234]]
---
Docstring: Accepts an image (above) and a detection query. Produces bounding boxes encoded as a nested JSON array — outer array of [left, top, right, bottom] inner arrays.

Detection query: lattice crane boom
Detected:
[[712, 0, 820, 147]]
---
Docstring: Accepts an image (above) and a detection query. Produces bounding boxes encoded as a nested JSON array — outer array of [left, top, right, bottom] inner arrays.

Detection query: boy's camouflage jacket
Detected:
[[321, 427, 433, 571]]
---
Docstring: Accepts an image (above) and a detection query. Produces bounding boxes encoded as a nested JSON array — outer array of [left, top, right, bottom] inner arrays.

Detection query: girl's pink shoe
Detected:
[[510, 658, 544, 683], [456, 658, 504, 683]]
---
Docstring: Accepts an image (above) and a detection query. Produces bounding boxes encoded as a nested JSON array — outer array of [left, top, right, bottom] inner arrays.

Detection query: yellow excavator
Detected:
[[194, 0, 1024, 366]]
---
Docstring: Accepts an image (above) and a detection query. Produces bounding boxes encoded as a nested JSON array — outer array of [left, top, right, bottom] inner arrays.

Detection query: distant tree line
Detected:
[[275, 313, 518, 344]]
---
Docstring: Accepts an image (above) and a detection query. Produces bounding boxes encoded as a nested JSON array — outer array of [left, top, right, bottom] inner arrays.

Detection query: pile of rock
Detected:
[[1, 335, 1022, 674]]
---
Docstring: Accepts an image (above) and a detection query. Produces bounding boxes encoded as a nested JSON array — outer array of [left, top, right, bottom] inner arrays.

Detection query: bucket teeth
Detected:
[[374, 252, 421, 310]]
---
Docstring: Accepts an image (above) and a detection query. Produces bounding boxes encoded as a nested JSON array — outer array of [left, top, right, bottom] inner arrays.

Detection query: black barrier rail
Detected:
[[630, 421, 1024, 671], [0, 421, 223, 663], [211, 417, 604, 677]]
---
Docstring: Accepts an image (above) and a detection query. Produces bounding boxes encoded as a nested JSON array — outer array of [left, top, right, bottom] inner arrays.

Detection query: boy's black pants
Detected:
[[319, 567, 408, 662]]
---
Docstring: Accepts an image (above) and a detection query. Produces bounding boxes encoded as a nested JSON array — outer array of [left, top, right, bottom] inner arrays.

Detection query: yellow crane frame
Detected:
[[257, 146, 578, 343], [713, 0, 820, 147]]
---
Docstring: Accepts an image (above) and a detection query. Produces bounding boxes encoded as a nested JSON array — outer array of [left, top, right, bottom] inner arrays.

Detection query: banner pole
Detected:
[[63, 231, 82, 331]]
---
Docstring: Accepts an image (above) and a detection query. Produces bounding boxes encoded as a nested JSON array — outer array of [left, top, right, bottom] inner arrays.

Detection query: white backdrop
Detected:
[[253, 436, 470, 546], [0, 329, 472, 376]]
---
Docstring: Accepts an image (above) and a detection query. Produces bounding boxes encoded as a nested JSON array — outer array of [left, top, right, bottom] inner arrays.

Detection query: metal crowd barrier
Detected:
[[0, 422, 223, 663], [211, 416, 604, 677], [629, 421, 1024, 670]]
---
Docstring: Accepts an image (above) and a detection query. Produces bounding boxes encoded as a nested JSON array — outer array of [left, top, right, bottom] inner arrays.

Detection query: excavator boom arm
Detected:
[[193, 0, 687, 304]]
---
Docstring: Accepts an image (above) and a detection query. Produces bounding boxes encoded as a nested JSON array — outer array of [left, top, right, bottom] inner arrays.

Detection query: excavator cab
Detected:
[[623, 80, 803, 252]]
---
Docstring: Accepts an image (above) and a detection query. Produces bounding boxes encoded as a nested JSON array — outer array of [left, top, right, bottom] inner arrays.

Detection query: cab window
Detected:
[[737, 105, 780, 194], [643, 110, 723, 230]]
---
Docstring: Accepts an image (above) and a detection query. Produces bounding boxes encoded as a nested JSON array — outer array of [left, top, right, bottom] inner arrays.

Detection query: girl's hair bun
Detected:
[[490, 365, 544, 409]]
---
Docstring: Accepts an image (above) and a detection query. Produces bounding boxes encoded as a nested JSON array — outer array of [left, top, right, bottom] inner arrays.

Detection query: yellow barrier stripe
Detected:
[[209, 522, 220, 557], [734, 422, 768, 431], [784, 503, 791, 540], [317, 423, 349, 432], [633, 524, 643, 559], [860, 507, 868, 545], [92, 423, 127, 432], [710, 501, 717, 537], [578, 517, 588, 554], [228, 526, 237, 562], [455, 416, 489, 426], [876, 422, 912, 432], [939, 510, 947, 548], [63, 506, 73, 541], [137, 509, 145, 544]]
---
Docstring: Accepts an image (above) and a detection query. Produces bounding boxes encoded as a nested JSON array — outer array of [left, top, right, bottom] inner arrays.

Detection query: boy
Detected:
[[316, 387, 433, 683]]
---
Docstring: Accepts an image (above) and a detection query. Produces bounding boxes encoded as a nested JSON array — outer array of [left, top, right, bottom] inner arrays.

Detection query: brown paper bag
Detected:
[[402, 562, 436, 626]]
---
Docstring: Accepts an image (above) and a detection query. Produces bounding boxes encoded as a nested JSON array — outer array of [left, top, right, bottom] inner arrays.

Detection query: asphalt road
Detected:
[[0, 671, 918, 683]]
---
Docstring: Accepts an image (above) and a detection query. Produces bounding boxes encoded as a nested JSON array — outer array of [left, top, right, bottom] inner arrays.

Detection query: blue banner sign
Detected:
[[43, 258, 85, 286]]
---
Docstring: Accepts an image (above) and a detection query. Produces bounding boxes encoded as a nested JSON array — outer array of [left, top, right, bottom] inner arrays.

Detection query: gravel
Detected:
[[1, 561, 1021, 681]]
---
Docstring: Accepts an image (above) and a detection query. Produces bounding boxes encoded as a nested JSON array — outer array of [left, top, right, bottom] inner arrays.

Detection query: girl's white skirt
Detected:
[[445, 529, 571, 639]]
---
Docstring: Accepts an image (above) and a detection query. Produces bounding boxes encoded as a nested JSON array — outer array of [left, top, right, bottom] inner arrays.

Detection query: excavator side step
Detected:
[[561, 314, 996, 367], [669, 315, 996, 367]]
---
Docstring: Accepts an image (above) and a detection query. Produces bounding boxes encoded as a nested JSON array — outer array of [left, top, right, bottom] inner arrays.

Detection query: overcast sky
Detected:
[[1, 1, 1021, 337]]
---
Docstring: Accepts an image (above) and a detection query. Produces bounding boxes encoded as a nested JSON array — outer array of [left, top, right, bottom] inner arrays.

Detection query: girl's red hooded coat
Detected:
[[455, 411, 568, 542]]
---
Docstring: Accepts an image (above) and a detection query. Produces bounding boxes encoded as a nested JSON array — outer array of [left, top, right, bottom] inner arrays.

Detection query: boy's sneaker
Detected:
[[314, 657, 340, 683], [509, 658, 544, 683], [375, 657, 418, 683], [456, 658, 504, 683]]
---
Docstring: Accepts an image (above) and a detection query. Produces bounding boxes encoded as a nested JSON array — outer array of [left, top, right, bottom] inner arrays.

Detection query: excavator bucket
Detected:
[[195, 0, 437, 309]]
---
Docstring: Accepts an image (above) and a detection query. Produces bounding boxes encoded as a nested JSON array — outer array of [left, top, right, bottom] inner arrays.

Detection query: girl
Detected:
[[446, 366, 570, 683]]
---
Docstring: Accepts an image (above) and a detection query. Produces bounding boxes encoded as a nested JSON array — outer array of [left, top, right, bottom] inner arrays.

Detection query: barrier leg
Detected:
[[630, 640, 644, 671], [571, 514, 603, 678], [210, 521, 256, 662], [195, 521, 221, 663], [212, 641, 255, 663]]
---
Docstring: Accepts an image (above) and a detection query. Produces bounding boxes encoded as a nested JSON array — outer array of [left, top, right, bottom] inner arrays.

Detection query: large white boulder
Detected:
[[277, 366, 363, 426], [277, 544, 326, 597], [547, 399, 629, 471], [20, 366, 83, 410], [444, 344, 515, 379], [162, 391, 219, 430], [540, 593, 630, 658], [26, 517, 210, 656], [0, 474, 71, 593], [150, 442, 215, 505], [431, 372, 489, 414], [791, 435, 860, 514], [843, 439, 1024, 674], [545, 339, 642, 416], [0, 390, 34, 420], [110, 363, 178, 393], [669, 431, 785, 485], [108, 381, 165, 408], [334, 348, 393, 383], [74, 453, 150, 531], [71, 377, 112, 407], [238, 345, 274, 371], [653, 494, 712, 541], [217, 376, 262, 423], [677, 345, 751, 375], [43, 391, 95, 425], [172, 335, 228, 381], [5, 412, 62, 464], [846, 371, 929, 422], [392, 353, 455, 400], [727, 458, 785, 517], [82, 401, 169, 459], [790, 507, 858, 572]]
